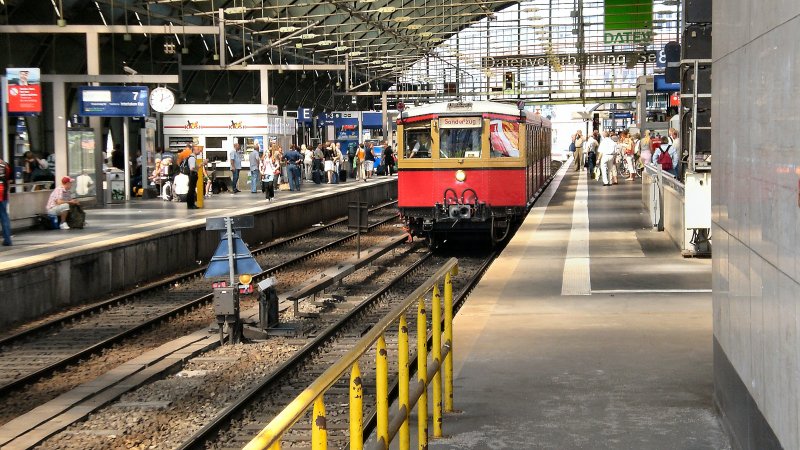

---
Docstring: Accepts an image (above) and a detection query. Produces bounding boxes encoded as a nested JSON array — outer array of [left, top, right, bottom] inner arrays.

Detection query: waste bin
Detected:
[[105, 170, 125, 203]]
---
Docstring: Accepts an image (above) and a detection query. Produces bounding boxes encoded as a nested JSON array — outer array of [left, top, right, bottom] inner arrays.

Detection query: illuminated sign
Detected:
[[604, 0, 654, 45], [78, 86, 149, 117], [6, 68, 42, 114]]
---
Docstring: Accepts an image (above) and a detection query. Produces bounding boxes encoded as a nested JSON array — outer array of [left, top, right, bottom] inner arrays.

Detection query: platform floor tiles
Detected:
[[0, 178, 388, 265], [405, 166, 729, 449]]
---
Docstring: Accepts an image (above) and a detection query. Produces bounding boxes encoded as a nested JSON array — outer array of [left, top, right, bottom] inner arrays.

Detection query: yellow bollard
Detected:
[[196, 158, 205, 209], [268, 441, 281, 450], [431, 285, 443, 438], [377, 335, 389, 447], [312, 396, 328, 450], [350, 363, 363, 450], [399, 315, 410, 450], [417, 298, 429, 450], [444, 272, 454, 413]]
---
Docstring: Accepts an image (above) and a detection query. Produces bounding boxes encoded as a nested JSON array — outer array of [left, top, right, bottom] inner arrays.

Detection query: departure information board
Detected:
[[78, 86, 149, 117]]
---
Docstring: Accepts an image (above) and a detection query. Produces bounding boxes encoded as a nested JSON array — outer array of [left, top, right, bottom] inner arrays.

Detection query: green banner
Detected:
[[604, 0, 653, 45]]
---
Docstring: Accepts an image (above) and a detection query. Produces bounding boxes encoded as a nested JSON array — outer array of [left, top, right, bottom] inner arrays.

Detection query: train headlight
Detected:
[[455, 170, 466, 182]]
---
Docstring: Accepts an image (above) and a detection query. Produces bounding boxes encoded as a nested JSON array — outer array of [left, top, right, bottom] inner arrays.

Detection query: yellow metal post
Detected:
[[399, 315, 410, 450], [444, 272, 454, 413], [350, 363, 363, 450], [268, 441, 281, 450], [196, 158, 204, 208], [312, 396, 327, 450], [377, 335, 389, 447], [432, 285, 443, 438], [417, 298, 429, 450]]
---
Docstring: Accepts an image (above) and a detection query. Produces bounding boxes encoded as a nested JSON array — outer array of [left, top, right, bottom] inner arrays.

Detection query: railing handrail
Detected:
[[243, 257, 460, 450]]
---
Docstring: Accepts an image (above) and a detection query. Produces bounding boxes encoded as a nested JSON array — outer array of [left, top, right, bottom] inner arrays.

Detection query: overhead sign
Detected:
[[482, 51, 657, 69], [6, 68, 42, 114], [297, 107, 312, 124], [654, 75, 680, 92], [78, 86, 149, 117], [604, 0, 653, 45]]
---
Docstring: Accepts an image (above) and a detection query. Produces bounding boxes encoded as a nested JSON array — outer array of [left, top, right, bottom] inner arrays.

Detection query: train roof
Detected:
[[400, 101, 551, 128]]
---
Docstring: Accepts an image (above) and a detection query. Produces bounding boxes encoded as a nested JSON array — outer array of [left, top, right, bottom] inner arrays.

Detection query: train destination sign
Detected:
[[439, 117, 482, 128], [482, 51, 657, 69], [78, 86, 149, 117]]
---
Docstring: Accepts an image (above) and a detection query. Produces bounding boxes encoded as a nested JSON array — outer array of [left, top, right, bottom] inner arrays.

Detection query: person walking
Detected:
[[0, 157, 12, 246], [229, 142, 243, 193], [248, 144, 261, 193], [597, 131, 616, 186], [573, 130, 585, 171], [639, 130, 653, 167]]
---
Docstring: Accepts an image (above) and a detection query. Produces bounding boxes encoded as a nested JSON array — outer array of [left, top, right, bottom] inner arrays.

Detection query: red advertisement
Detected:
[[669, 92, 680, 107], [7, 68, 42, 114]]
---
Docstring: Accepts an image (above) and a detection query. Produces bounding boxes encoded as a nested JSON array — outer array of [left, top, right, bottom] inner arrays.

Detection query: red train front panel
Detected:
[[398, 168, 528, 208]]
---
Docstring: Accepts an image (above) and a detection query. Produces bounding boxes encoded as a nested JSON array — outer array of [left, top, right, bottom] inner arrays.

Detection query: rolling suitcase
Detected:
[[312, 170, 322, 184], [339, 169, 347, 182]]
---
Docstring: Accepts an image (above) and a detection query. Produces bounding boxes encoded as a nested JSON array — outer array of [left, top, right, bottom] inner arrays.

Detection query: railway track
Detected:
[[28, 243, 494, 449], [0, 202, 399, 423]]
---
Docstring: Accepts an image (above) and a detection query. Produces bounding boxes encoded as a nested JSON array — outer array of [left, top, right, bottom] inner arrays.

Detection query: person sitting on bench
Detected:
[[46, 176, 79, 230]]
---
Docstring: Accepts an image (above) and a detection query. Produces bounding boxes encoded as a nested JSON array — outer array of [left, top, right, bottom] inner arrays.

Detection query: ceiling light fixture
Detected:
[[392, 16, 412, 22], [300, 33, 318, 39], [407, 24, 422, 30], [334, 44, 349, 51], [418, 31, 433, 37], [278, 26, 299, 33], [224, 6, 247, 14], [348, 51, 364, 56], [317, 40, 334, 46], [377, 6, 397, 13]]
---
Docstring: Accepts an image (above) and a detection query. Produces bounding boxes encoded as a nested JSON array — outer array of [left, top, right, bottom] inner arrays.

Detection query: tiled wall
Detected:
[[713, 3, 800, 449]]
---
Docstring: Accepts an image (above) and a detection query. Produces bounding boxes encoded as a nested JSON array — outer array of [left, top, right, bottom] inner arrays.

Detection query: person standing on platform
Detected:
[[284, 144, 303, 192], [186, 145, 201, 209], [364, 142, 376, 179], [229, 142, 243, 193], [382, 143, 395, 176], [302, 144, 312, 181], [260, 150, 276, 201], [639, 130, 653, 167], [0, 157, 12, 246], [249, 144, 261, 194], [573, 130, 585, 171]]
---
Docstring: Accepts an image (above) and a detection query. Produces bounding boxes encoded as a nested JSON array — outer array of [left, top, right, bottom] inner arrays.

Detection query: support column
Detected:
[[260, 68, 269, 105], [86, 31, 105, 205], [52, 81, 68, 182], [381, 92, 388, 144]]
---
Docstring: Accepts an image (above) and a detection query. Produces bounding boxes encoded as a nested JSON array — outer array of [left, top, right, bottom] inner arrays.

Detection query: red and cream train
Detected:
[[397, 101, 552, 244]]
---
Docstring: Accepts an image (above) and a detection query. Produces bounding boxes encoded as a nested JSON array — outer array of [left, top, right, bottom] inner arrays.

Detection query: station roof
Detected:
[[1, 1, 679, 110]]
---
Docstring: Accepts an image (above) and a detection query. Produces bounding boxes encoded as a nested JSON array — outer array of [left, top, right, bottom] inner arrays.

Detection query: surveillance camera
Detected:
[[123, 65, 138, 76]]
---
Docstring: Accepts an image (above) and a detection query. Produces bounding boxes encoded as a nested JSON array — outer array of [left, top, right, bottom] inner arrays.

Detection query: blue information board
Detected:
[[78, 86, 149, 117]]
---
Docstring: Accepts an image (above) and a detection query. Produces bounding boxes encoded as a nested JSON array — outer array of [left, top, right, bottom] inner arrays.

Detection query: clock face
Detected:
[[149, 87, 175, 113]]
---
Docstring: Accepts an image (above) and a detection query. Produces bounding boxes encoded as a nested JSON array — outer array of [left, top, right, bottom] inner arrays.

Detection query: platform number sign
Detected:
[[656, 47, 667, 69]]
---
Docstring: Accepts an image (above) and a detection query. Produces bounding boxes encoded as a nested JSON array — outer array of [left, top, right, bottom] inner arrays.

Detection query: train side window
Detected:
[[440, 128, 482, 159], [489, 120, 520, 158], [404, 128, 431, 158]]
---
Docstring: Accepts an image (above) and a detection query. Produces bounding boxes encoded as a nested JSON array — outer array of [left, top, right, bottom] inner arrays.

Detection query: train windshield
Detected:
[[440, 128, 482, 159], [404, 126, 432, 158], [489, 120, 520, 158]]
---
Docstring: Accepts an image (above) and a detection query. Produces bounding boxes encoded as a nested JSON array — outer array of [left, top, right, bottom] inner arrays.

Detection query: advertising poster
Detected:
[[604, 0, 653, 45], [7, 68, 42, 114]]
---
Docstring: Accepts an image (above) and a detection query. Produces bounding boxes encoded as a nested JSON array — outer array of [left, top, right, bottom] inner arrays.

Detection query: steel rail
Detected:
[[0, 206, 399, 397], [176, 250, 436, 450], [0, 201, 397, 349]]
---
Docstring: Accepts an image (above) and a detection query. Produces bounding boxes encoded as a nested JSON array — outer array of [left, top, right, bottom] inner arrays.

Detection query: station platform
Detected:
[[429, 163, 730, 449], [0, 176, 397, 327]]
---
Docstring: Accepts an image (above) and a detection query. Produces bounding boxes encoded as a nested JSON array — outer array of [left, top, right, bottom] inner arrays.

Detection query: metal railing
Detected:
[[642, 163, 687, 248], [244, 257, 460, 450]]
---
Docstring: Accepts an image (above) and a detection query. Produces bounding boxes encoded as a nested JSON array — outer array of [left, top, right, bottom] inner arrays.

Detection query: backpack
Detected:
[[67, 204, 86, 229], [657, 145, 673, 171], [569, 141, 576, 153], [179, 156, 192, 175]]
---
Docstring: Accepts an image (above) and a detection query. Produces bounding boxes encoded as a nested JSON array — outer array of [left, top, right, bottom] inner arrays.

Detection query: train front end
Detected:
[[397, 101, 539, 244]]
